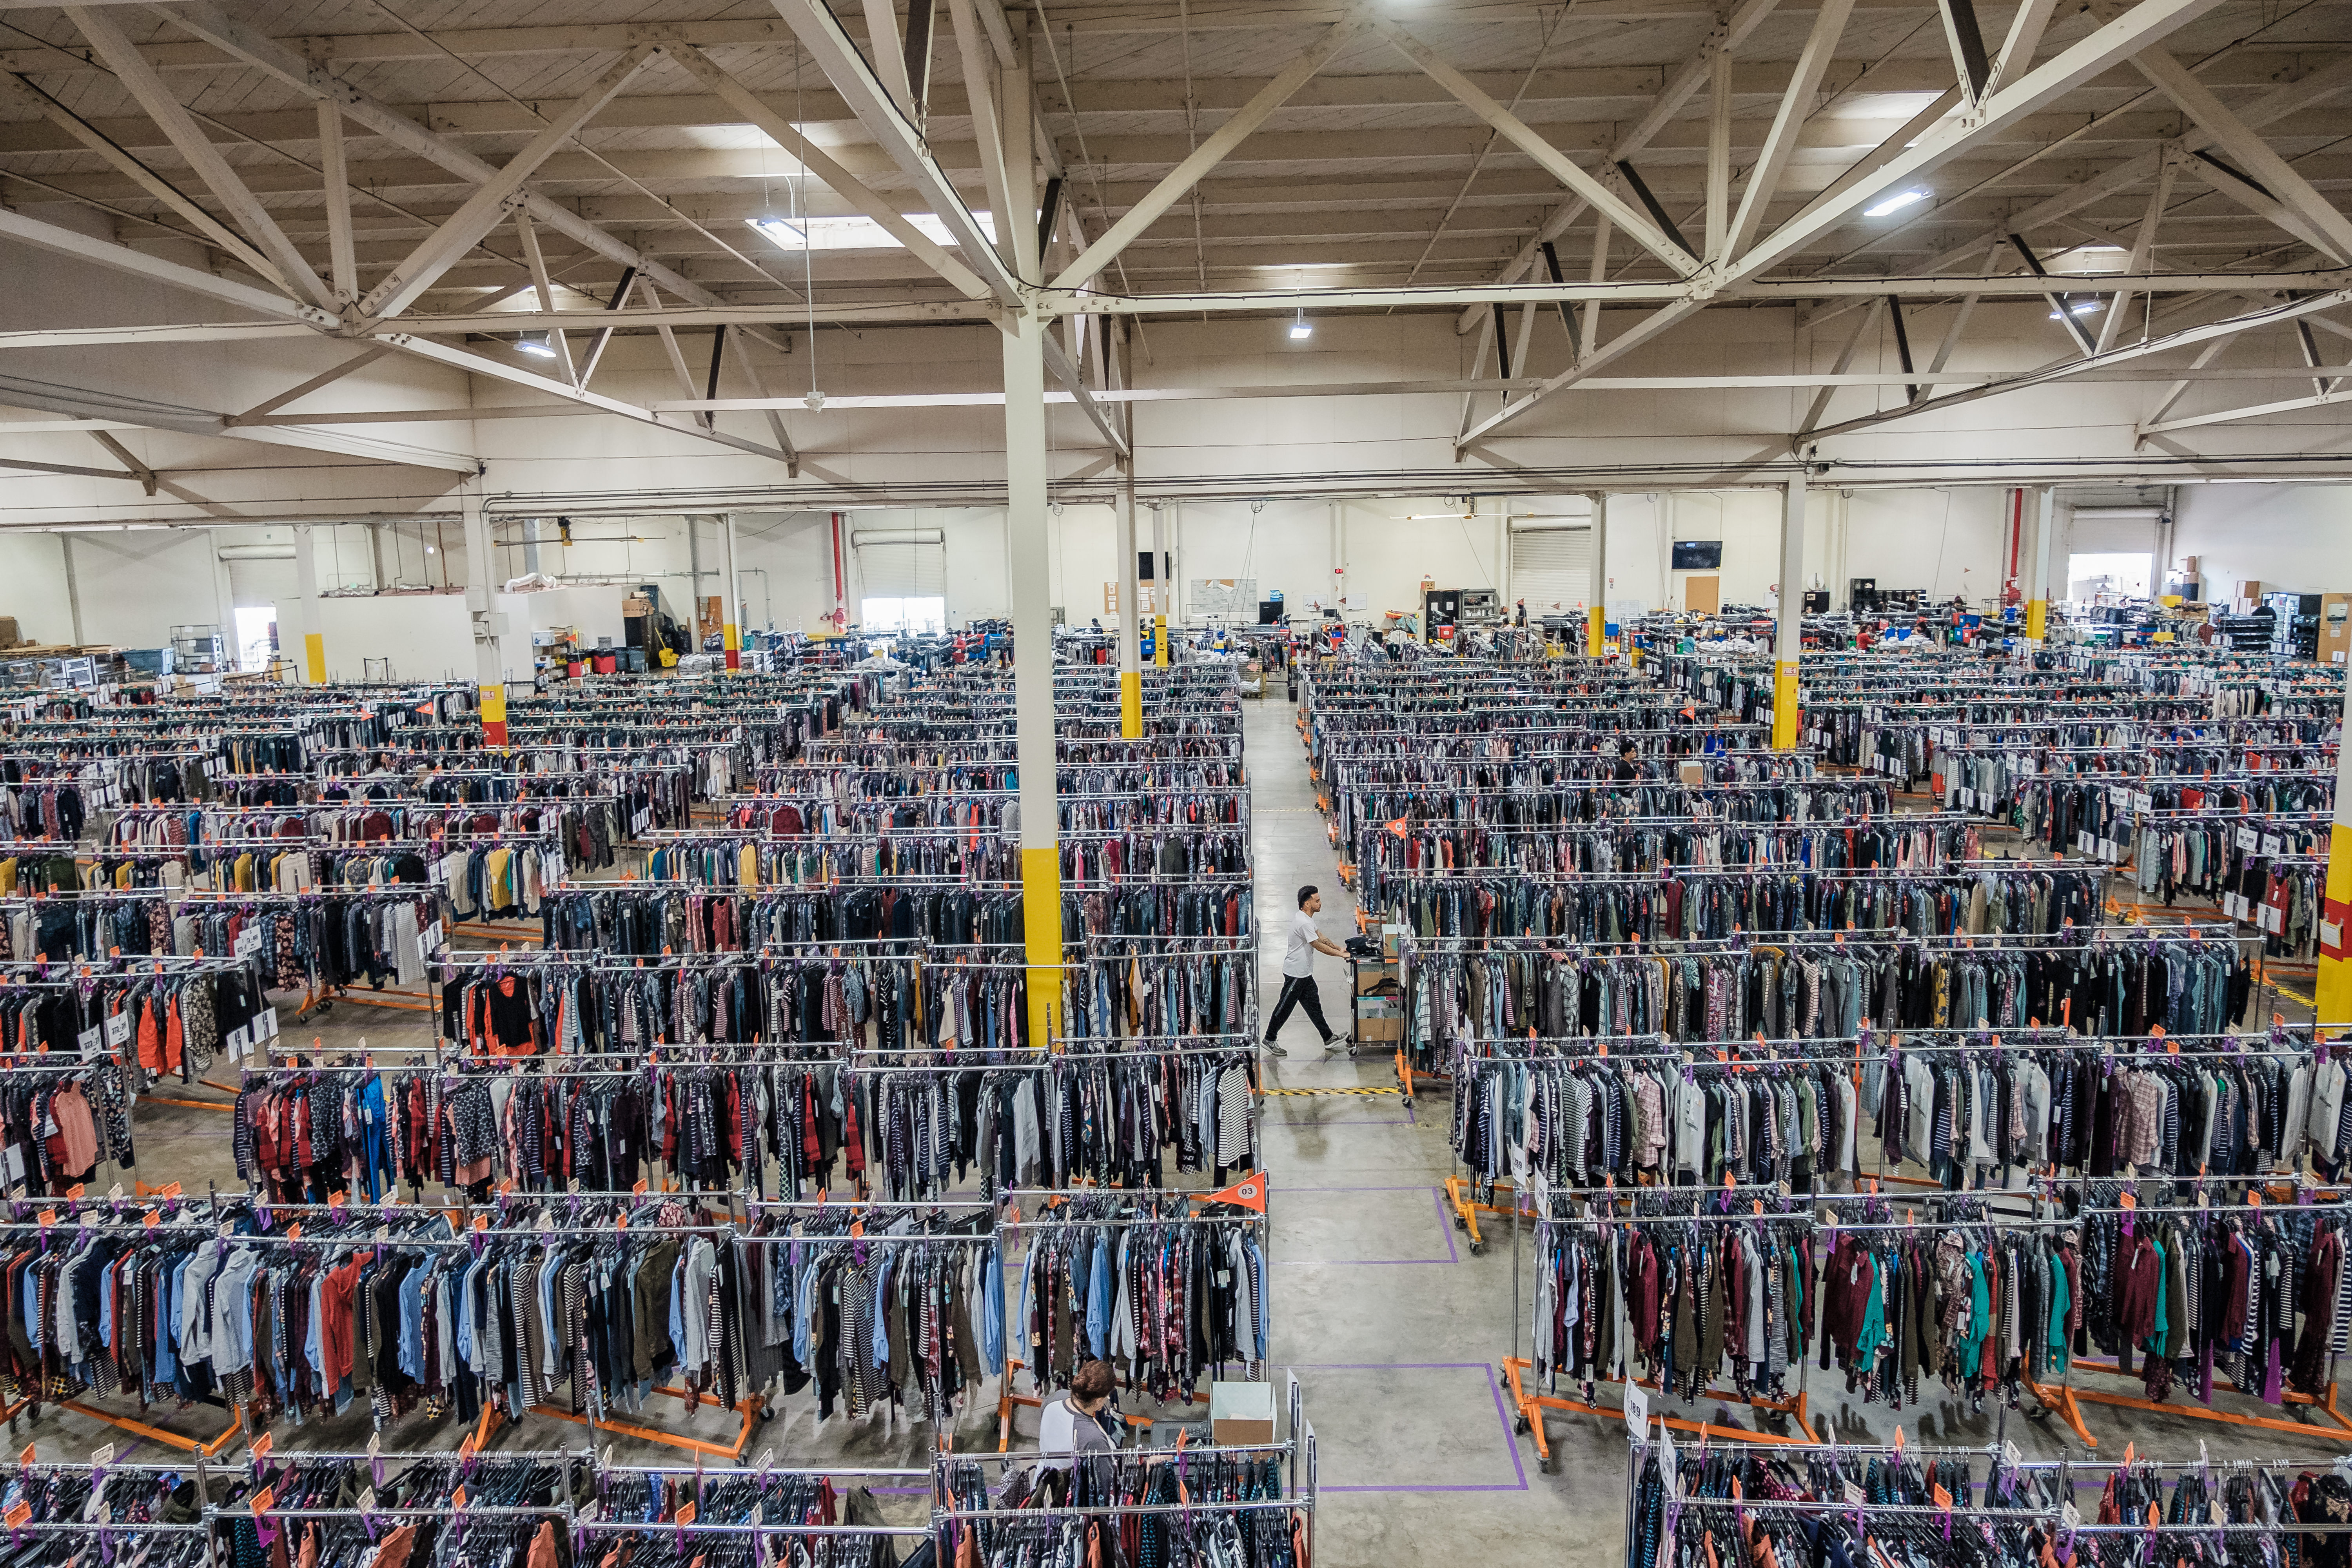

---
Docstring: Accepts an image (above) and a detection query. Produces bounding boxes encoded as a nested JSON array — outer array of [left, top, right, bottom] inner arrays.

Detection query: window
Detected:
[[2066, 552, 2152, 602], [860, 596, 946, 635], [233, 605, 279, 673]]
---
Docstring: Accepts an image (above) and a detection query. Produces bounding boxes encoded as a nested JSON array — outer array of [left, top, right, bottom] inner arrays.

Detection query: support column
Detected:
[[58, 535, 83, 650], [685, 515, 703, 652], [289, 524, 324, 683], [2320, 676, 2352, 1022], [722, 512, 742, 670], [1587, 492, 1609, 657], [1773, 474, 1806, 750], [461, 485, 508, 746], [1118, 477, 1142, 737], [1151, 501, 1168, 667], [1006, 313, 1064, 1049], [2026, 486, 2056, 642]]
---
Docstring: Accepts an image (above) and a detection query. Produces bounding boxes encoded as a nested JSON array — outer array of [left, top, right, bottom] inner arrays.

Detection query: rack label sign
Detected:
[[76, 1027, 101, 1056], [103, 1014, 129, 1047], [1621, 1379, 1648, 1437]]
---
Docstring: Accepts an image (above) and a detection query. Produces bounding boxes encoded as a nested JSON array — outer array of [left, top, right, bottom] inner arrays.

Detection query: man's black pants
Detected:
[[1266, 974, 1337, 1044]]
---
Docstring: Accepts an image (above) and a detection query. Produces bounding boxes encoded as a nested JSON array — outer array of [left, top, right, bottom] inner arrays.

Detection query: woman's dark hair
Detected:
[[1072, 1360, 1117, 1401]]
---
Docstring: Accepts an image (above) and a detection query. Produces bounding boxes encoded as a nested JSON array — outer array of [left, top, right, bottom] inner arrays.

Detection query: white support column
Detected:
[[1006, 312, 1063, 1048], [461, 485, 508, 743], [1118, 477, 1141, 736], [1774, 474, 1806, 748], [58, 535, 82, 650], [722, 512, 743, 670], [289, 523, 323, 683], [2027, 485, 2056, 641], [2321, 672, 2352, 1021], [1588, 492, 1609, 657]]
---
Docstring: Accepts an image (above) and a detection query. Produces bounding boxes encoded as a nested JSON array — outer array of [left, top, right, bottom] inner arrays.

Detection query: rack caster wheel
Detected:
[[1452, 1216, 1467, 1232], [760, 1407, 777, 1422], [1468, 1240, 1485, 1256], [1539, 1456, 1556, 1475], [1514, 1416, 1529, 1435]]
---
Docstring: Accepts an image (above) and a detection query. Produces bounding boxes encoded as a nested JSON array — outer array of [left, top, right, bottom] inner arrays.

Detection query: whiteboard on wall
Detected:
[[1189, 578, 1258, 619]]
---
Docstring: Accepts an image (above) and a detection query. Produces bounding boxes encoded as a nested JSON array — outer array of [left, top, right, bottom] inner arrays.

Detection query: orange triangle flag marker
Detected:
[[1386, 817, 1409, 838], [1200, 1171, 1269, 1212]]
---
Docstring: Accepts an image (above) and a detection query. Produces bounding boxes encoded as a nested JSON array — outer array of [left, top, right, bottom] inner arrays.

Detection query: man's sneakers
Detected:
[[1263, 1039, 1288, 1057]]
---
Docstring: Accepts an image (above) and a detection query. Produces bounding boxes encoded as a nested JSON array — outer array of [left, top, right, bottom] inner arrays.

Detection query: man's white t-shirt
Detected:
[[1284, 908, 1320, 978]]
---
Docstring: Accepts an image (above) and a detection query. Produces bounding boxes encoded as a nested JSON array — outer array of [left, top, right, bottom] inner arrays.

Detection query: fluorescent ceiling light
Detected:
[[2049, 301, 2104, 318], [747, 212, 978, 252], [1288, 307, 1313, 341], [514, 337, 558, 359], [1864, 189, 1929, 217]]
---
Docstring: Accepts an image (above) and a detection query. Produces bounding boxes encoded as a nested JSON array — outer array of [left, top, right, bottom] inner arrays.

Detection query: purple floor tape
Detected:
[[1285, 1363, 1528, 1492]]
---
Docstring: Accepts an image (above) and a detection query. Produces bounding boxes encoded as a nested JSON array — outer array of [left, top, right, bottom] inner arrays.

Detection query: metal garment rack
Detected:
[[987, 1184, 1274, 1451], [939, 1384, 1313, 1567]]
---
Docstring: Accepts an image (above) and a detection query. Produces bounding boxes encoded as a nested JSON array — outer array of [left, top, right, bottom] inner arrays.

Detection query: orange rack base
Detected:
[[1501, 1356, 1816, 1473], [476, 1385, 764, 1460], [54, 1398, 242, 1455], [2026, 1357, 2352, 1448]]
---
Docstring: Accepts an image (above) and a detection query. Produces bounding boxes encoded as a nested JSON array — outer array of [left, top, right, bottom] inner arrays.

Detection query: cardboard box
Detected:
[[1380, 923, 1407, 961], [1354, 962, 1399, 993], [1210, 1381, 1275, 1446], [1677, 759, 1704, 788], [1356, 1017, 1405, 1043], [2234, 580, 2263, 605], [2323, 593, 2352, 665]]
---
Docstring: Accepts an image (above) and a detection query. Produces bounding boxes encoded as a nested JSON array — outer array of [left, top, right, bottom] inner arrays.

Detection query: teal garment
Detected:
[[2145, 1233, 2169, 1356], [2047, 1253, 2071, 1374], [1854, 1254, 1887, 1365], [1962, 1253, 1991, 1381]]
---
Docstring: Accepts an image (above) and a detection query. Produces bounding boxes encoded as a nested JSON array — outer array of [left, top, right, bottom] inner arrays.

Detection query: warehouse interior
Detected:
[[1, 0, 2352, 1563]]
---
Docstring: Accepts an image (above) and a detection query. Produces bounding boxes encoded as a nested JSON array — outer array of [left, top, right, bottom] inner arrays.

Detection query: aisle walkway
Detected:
[[1243, 688, 2352, 1566]]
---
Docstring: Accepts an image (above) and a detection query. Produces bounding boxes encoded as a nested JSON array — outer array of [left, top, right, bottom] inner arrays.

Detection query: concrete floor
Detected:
[[33, 688, 2348, 1567]]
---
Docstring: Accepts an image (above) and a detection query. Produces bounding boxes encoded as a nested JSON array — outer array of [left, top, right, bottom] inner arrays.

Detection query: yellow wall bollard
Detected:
[[304, 633, 325, 684], [2320, 822, 2352, 1023], [1119, 669, 1142, 738], [1586, 605, 1605, 659], [1771, 658, 1801, 750], [1022, 846, 1065, 1047]]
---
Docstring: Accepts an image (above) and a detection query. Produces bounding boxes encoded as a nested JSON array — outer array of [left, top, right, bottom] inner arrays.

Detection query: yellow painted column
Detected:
[[2024, 485, 2054, 642], [304, 633, 326, 683], [2320, 644, 2352, 1020], [1022, 844, 1065, 1048], [1587, 490, 1608, 657], [1118, 477, 1143, 737], [1154, 613, 1169, 667], [1773, 472, 1806, 750], [1005, 312, 1064, 1051]]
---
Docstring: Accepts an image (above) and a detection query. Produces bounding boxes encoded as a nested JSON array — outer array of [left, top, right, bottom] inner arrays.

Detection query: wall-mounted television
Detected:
[[1671, 541, 1724, 571]]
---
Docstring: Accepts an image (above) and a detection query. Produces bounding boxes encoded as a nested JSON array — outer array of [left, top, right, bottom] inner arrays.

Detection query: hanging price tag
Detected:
[[250, 1433, 272, 1461], [75, 1027, 101, 1056], [249, 1487, 274, 1518], [4, 1502, 29, 1531], [675, 1503, 697, 1529], [1622, 1380, 1648, 1437]]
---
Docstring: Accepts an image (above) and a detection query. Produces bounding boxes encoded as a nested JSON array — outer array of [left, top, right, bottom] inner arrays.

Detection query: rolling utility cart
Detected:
[[1350, 955, 1403, 1061]]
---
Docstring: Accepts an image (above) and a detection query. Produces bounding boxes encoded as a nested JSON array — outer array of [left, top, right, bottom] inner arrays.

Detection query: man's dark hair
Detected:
[[1297, 885, 1319, 908], [1620, 740, 1638, 757]]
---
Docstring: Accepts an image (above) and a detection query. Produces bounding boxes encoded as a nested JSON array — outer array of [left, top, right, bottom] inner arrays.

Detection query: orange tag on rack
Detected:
[[451, 1488, 466, 1512], [250, 1434, 272, 1461], [1203, 1172, 1268, 1212], [250, 1488, 274, 1518], [1933, 1485, 1953, 1511], [633, 1179, 648, 1195], [2146, 1503, 2161, 1529], [142, 1212, 159, 1229], [328, 1192, 346, 1209], [2248, 1191, 2262, 1208], [159, 1183, 180, 1200], [16, 1444, 31, 1469], [676, 1503, 697, 1528], [4, 1501, 29, 1530], [1751, 1200, 1763, 1215], [2124, 1442, 2136, 1468], [64, 1185, 81, 1201], [617, 1214, 629, 1231], [1892, 1426, 1904, 1457], [2118, 1192, 2136, 1210], [471, 1215, 488, 1232], [457, 1435, 476, 1463], [35, 1212, 54, 1229], [287, 1224, 301, 1241]]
